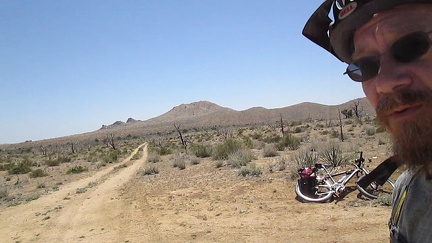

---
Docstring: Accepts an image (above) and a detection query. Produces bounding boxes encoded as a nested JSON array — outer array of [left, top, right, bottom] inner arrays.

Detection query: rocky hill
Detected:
[[92, 97, 374, 139], [2, 97, 374, 147]]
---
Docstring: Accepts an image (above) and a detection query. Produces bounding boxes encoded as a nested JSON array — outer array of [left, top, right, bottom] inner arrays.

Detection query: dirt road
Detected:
[[0, 143, 392, 242], [0, 143, 148, 243]]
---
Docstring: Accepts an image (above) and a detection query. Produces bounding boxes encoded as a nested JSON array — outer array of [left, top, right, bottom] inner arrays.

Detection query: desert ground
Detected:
[[0, 119, 398, 243]]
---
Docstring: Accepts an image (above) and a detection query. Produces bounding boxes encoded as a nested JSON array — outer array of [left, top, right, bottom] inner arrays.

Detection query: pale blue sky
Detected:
[[1, 1, 365, 144]]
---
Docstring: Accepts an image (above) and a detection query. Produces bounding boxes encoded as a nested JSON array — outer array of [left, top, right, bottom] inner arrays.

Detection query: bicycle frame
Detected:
[[295, 152, 395, 202], [316, 154, 369, 194]]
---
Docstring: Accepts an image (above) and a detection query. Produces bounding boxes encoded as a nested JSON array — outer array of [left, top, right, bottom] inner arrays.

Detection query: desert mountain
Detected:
[[3, 98, 374, 147], [100, 97, 374, 135]]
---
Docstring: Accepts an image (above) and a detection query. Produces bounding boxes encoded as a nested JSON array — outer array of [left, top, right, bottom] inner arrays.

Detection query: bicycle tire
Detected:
[[356, 175, 395, 199], [295, 178, 334, 202]]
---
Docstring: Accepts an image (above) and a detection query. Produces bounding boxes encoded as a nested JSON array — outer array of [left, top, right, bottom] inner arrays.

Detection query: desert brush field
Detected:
[[0, 100, 400, 242]]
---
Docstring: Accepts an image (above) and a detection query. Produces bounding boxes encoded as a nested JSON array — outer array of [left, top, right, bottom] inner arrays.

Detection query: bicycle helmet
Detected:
[[303, 0, 432, 63]]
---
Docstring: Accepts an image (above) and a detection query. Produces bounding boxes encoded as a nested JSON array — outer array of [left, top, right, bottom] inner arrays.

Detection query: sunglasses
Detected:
[[345, 30, 432, 82]]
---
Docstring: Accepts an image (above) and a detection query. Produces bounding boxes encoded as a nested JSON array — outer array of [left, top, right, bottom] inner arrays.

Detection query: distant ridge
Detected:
[[96, 97, 373, 133], [3, 98, 374, 146]]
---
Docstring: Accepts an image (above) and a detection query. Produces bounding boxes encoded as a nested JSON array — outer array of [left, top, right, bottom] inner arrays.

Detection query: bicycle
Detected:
[[295, 152, 395, 203]]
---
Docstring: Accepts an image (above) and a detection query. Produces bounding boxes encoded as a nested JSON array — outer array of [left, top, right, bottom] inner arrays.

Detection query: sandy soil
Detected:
[[0, 143, 392, 243]]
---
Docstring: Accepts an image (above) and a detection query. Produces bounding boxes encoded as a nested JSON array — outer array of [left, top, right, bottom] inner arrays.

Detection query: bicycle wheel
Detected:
[[356, 175, 395, 199], [295, 178, 334, 202]]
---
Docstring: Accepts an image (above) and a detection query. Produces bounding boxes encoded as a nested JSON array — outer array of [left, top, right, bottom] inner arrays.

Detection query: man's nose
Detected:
[[374, 55, 413, 94]]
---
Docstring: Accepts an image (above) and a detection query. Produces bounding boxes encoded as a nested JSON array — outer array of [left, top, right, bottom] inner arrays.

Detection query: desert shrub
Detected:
[[269, 156, 289, 172], [264, 135, 281, 144], [30, 169, 48, 178], [278, 134, 301, 151], [263, 144, 278, 157], [290, 121, 302, 126], [172, 153, 186, 170], [8, 158, 32, 175], [319, 143, 349, 167], [376, 126, 386, 133], [212, 139, 244, 160], [66, 165, 88, 174], [365, 127, 376, 136], [373, 195, 392, 207], [215, 160, 224, 168], [378, 138, 387, 145], [238, 163, 262, 177], [0, 162, 13, 172], [191, 144, 212, 158], [148, 141, 173, 156], [147, 151, 161, 163], [293, 127, 303, 133], [0, 188, 8, 199], [76, 188, 87, 194], [46, 155, 71, 166], [344, 119, 354, 125], [293, 149, 319, 168], [46, 159, 61, 166], [158, 145, 173, 156], [190, 157, 200, 165], [139, 165, 159, 176], [131, 149, 142, 160], [37, 183, 46, 188], [250, 132, 262, 140], [321, 130, 330, 135], [242, 137, 253, 149], [330, 130, 339, 138], [227, 149, 255, 168], [103, 150, 121, 163], [173, 160, 186, 170]]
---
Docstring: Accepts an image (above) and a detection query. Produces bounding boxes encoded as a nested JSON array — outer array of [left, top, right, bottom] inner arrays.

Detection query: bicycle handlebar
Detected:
[[357, 156, 399, 188]]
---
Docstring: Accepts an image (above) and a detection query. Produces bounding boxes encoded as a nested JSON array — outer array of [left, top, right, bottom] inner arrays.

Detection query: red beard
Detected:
[[376, 89, 432, 168]]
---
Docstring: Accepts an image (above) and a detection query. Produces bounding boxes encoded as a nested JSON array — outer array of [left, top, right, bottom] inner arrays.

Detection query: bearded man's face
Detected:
[[352, 5, 432, 168], [377, 90, 432, 167]]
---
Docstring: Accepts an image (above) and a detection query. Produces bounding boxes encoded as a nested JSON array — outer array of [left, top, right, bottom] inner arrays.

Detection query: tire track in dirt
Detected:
[[0, 143, 148, 243]]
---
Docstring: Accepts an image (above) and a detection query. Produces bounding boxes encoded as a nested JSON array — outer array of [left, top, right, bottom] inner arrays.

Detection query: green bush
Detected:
[[46, 159, 60, 166], [365, 127, 376, 136], [103, 150, 121, 163], [263, 144, 278, 157], [139, 165, 159, 176], [376, 126, 386, 133], [278, 134, 301, 151], [215, 160, 224, 168], [30, 169, 48, 178], [66, 166, 88, 174], [269, 157, 289, 172], [147, 151, 161, 163], [320, 144, 349, 167], [330, 130, 339, 138], [227, 149, 255, 168], [190, 157, 200, 165], [191, 144, 212, 158], [173, 160, 186, 170], [172, 153, 186, 170], [212, 139, 244, 160], [294, 127, 303, 133], [239, 163, 262, 177], [8, 158, 32, 175], [293, 149, 319, 168], [0, 188, 8, 199]]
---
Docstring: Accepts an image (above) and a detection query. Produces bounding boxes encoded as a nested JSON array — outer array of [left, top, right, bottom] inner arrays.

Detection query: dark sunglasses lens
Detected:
[[346, 57, 380, 82], [392, 32, 431, 62]]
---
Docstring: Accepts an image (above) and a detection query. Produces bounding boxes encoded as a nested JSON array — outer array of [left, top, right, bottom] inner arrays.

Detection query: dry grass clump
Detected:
[[147, 151, 161, 163], [238, 163, 262, 177], [227, 149, 255, 168], [263, 144, 278, 157], [139, 165, 159, 176]]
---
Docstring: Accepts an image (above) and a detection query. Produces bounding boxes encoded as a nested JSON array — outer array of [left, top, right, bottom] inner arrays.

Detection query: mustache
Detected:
[[376, 89, 432, 113]]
